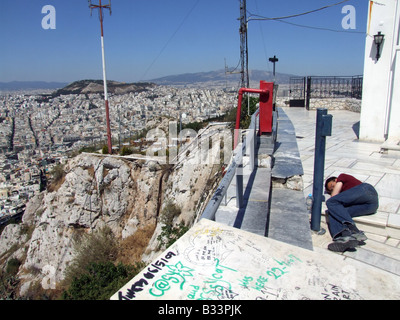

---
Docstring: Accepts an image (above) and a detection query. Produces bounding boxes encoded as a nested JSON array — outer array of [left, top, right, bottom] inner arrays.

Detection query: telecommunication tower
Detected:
[[88, 0, 113, 154], [239, 0, 249, 88]]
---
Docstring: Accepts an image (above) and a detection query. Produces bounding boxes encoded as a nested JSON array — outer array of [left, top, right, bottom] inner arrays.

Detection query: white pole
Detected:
[[101, 36, 108, 102]]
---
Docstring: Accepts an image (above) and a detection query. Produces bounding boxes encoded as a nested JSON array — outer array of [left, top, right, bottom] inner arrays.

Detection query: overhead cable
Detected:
[[274, 18, 365, 34], [248, 0, 364, 34], [247, 0, 351, 21], [140, 0, 201, 81]]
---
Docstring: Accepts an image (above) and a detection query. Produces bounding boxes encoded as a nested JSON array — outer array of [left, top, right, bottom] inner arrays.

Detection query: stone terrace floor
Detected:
[[282, 106, 400, 277]]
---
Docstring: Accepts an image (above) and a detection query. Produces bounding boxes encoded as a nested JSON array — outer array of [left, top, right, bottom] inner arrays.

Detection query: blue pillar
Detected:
[[311, 109, 332, 231]]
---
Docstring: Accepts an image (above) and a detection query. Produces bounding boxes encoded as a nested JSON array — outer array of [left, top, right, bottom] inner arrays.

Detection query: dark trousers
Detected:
[[326, 183, 379, 239]]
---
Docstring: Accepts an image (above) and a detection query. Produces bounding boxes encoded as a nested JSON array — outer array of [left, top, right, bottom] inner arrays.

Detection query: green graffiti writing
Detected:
[[199, 258, 238, 300], [238, 253, 303, 294], [149, 261, 195, 297]]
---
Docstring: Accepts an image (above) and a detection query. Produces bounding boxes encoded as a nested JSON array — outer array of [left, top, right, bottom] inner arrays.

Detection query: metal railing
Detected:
[[200, 109, 259, 221], [289, 76, 363, 103], [308, 76, 363, 100]]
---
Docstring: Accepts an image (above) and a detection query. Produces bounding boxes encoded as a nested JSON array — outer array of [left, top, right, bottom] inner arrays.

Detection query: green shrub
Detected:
[[62, 225, 146, 300], [239, 96, 259, 129], [64, 226, 118, 284], [159, 200, 181, 225], [6, 258, 21, 276], [157, 222, 189, 250], [120, 146, 133, 156], [157, 200, 188, 250], [50, 164, 65, 183], [62, 261, 144, 300]]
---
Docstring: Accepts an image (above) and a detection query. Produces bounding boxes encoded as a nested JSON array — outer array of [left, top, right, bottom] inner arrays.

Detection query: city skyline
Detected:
[[1, 0, 368, 83]]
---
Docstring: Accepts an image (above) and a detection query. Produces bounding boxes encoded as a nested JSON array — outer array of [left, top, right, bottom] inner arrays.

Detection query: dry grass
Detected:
[[47, 174, 65, 193], [117, 223, 156, 265], [47, 164, 66, 193], [87, 166, 95, 178]]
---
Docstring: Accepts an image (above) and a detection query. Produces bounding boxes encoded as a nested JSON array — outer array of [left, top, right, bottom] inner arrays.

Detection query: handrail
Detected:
[[200, 109, 259, 221], [200, 80, 274, 222]]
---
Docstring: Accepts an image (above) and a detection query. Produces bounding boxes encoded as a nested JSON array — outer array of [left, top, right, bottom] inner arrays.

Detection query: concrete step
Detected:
[[216, 107, 314, 251], [312, 218, 400, 277], [271, 108, 304, 180], [215, 166, 271, 237], [267, 108, 313, 250], [232, 167, 271, 236], [268, 188, 314, 250]]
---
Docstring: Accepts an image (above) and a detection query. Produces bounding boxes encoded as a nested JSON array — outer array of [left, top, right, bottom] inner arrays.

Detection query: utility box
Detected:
[[321, 114, 333, 137]]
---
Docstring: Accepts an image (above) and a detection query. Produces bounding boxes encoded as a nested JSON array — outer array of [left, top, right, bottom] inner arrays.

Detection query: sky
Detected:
[[0, 0, 369, 83]]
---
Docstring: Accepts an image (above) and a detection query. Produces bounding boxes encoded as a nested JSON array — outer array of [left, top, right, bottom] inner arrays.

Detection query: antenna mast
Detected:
[[88, 0, 113, 154], [239, 0, 249, 88]]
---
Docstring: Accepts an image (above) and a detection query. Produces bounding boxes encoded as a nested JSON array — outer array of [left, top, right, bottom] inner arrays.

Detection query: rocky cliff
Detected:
[[0, 131, 225, 297]]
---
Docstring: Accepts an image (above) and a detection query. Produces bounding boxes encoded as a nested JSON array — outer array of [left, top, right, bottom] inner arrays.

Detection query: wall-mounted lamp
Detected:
[[373, 31, 385, 61]]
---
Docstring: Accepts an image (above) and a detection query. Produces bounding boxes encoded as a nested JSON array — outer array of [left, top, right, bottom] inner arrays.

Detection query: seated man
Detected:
[[324, 173, 379, 252]]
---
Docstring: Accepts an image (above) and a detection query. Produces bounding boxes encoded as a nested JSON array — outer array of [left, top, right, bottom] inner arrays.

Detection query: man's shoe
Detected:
[[328, 236, 359, 253], [351, 231, 367, 242]]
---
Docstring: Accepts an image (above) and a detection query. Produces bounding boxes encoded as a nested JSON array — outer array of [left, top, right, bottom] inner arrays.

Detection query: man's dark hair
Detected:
[[325, 176, 337, 194]]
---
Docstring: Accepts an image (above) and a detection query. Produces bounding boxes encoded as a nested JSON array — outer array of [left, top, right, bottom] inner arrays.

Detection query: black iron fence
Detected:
[[289, 75, 363, 107], [307, 76, 363, 99], [289, 77, 307, 107]]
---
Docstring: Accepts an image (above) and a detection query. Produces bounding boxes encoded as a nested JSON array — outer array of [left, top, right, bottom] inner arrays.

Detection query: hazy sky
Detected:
[[0, 0, 368, 83]]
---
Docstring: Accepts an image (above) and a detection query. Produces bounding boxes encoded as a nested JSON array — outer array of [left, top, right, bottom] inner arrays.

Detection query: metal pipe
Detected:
[[234, 87, 268, 149]]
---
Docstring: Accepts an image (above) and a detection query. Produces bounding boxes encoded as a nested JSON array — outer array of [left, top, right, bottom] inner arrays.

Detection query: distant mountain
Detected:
[[52, 80, 156, 96], [1, 69, 298, 93], [0, 81, 68, 91], [151, 69, 298, 87]]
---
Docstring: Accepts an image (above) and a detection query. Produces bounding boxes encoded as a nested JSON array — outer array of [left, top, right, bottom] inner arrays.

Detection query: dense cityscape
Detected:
[[0, 84, 237, 223]]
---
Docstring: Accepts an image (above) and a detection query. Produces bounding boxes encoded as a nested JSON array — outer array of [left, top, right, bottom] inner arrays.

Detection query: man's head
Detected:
[[325, 177, 337, 195]]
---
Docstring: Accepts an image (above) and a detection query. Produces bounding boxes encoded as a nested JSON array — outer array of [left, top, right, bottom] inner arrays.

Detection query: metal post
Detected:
[[239, 0, 249, 88], [89, 0, 112, 154], [311, 108, 332, 231], [249, 127, 255, 172], [235, 128, 244, 209], [236, 163, 244, 208], [306, 76, 311, 110]]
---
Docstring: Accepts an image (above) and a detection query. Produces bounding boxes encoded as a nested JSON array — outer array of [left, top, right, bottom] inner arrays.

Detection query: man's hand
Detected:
[[331, 181, 343, 197]]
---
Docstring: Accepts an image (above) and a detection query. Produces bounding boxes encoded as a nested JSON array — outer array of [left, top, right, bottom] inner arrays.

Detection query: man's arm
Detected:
[[331, 181, 343, 197]]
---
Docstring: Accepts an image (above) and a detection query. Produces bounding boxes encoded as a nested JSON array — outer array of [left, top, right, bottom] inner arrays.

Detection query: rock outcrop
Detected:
[[0, 127, 225, 297]]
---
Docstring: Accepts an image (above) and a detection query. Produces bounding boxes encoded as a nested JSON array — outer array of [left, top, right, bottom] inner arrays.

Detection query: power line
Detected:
[[225, 57, 242, 74], [140, 0, 201, 81], [273, 18, 365, 34], [247, 0, 364, 34], [254, 0, 270, 72], [247, 0, 351, 21]]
